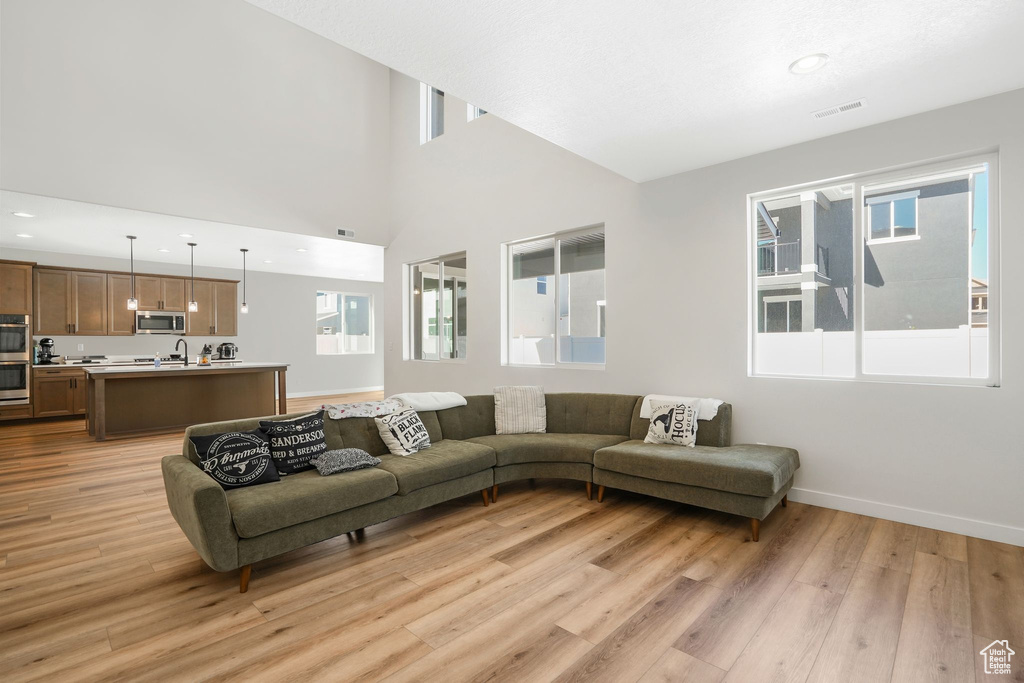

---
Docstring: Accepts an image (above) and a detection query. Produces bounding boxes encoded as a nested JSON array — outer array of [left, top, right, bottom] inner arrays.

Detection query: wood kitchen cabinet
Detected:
[[33, 367, 86, 417], [135, 276, 186, 311], [107, 274, 136, 335], [33, 268, 107, 335], [186, 280, 237, 336], [0, 261, 34, 314]]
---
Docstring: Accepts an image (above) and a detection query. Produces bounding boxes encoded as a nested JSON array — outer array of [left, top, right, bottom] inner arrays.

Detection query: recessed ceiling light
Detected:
[[295, 248, 307, 252], [15, 233, 32, 238], [263, 260, 273, 264], [157, 248, 170, 253], [11, 212, 35, 218], [178, 233, 193, 238], [789, 53, 829, 74]]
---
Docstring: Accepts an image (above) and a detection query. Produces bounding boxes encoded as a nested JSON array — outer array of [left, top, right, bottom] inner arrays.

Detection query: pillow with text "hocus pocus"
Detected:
[[374, 409, 431, 456], [644, 402, 699, 447]]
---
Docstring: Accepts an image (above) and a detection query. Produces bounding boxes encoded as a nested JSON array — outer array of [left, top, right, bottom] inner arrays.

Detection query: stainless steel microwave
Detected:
[[136, 311, 186, 335]]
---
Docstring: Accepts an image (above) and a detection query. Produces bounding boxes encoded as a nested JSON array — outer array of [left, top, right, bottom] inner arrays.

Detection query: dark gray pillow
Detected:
[[311, 448, 381, 476]]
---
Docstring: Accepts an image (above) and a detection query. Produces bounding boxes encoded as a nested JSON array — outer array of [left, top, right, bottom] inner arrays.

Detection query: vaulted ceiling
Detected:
[[247, 0, 1024, 182]]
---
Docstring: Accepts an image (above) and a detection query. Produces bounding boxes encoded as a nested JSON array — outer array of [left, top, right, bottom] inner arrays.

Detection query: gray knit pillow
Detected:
[[311, 448, 381, 476]]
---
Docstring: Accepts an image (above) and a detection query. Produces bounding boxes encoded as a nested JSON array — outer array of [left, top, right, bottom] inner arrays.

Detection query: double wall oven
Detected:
[[0, 314, 31, 405]]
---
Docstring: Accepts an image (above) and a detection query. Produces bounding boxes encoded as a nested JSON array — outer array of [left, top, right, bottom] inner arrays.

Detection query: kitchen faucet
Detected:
[[175, 338, 189, 366]]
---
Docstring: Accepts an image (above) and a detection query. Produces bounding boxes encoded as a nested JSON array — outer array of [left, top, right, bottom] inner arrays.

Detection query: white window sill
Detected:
[[407, 357, 468, 364], [503, 362, 606, 371], [866, 235, 920, 245], [317, 351, 376, 356]]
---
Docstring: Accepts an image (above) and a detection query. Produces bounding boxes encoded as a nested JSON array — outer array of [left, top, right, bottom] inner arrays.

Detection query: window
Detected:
[[420, 83, 444, 143], [867, 191, 919, 242], [467, 104, 487, 121], [504, 226, 605, 366], [408, 253, 467, 360], [316, 292, 373, 355], [749, 154, 998, 385]]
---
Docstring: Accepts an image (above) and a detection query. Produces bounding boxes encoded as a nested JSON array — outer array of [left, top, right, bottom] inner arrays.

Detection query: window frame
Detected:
[[420, 83, 444, 144], [501, 224, 607, 370], [866, 190, 920, 244], [405, 251, 468, 363], [467, 104, 487, 121], [315, 290, 375, 356], [747, 152, 999, 387]]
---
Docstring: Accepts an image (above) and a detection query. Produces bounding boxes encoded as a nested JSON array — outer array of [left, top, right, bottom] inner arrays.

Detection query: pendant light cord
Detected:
[[129, 238, 135, 298]]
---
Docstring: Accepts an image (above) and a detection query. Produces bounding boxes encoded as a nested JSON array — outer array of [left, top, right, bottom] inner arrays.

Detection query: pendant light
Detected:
[[126, 235, 138, 310], [187, 242, 198, 312], [239, 248, 249, 314]]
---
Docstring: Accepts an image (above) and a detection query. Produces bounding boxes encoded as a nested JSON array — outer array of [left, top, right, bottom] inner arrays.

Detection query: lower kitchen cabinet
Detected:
[[33, 368, 87, 417]]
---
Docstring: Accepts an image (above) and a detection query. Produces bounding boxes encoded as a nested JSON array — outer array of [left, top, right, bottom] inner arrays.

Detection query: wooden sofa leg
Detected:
[[354, 528, 365, 541], [750, 518, 760, 542], [781, 494, 788, 508], [597, 485, 605, 503], [481, 489, 490, 507], [492, 484, 499, 503], [239, 564, 252, 593], [586, 481, 593, 500]]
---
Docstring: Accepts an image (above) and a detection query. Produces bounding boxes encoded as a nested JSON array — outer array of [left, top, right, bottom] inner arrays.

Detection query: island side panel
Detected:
[[98, 370, 276, 436]]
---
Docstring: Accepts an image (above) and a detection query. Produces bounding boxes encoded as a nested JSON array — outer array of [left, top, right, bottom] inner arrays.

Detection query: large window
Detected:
[[749, 155, 998, 385], [409, 253, 467, 360], [420, 84, 444, 144], [316, 292, 373, 355], [504, 226, 606, 367]]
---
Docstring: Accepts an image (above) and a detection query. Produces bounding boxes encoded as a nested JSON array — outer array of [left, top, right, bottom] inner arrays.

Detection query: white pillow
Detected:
[[644, 402, 699, 447], [374, 409, 431, 456], [494, 386, 547, 435]]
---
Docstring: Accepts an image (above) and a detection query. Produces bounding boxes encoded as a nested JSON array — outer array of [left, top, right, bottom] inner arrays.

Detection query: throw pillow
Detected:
[[644, 402, 699, 447], [322, 399, 403, 420], [311, 448, 381, 476], [494, 385, 547, 434], [258, 411, 328, 475], [189, 430, 280, 489], [375, 409, 431, 456]]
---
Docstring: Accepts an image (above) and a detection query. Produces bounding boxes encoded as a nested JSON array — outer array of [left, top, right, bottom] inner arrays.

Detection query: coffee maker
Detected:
[[37, 338, 58, 365]]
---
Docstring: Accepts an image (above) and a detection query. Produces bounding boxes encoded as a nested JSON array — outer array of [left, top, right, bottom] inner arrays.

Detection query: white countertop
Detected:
[[83, 362, 288, 375], [35, 357, 242, 368]]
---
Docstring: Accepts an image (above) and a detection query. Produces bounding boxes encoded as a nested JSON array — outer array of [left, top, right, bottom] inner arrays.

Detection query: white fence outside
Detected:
[[755, 326, 988, 379]]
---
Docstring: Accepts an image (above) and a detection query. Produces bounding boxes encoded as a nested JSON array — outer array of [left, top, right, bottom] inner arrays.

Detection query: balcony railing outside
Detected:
[[757, 241, 831, 278], [758, 241, 800, 276]]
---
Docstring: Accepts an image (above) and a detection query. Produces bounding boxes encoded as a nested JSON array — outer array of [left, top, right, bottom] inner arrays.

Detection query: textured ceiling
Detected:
[[246, 0, 1024, 182]]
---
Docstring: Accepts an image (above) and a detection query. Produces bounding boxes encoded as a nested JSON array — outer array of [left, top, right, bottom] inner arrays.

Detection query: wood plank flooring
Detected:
[[1, 392, 1022, 682]]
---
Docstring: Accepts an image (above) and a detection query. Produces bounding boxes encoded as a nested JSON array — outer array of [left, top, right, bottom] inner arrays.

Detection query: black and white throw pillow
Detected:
[[644, 402, 699, 447], [311, 448, 381, 476], [190, 430, 280, 489], [258, 411, 328, 475], [374, 409, 431, 456]]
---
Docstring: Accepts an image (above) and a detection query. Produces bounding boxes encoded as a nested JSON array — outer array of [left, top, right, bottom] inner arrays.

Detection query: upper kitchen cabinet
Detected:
[[107, 274, 136, 335], [135, 276, 186, 311], [33, 268, 74, 334], [33, 268, 107, 335], [213, 281, 237, 336], [186, 280, 237, 336], [0, 261, 34, 314], [185, 279, 214, 336]]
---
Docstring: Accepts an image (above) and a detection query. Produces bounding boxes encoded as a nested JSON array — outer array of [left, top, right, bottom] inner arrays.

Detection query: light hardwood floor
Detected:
[[1, 392, 1021, 682]]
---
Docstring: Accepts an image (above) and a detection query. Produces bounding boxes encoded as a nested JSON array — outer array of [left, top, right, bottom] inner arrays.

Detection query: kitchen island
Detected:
[[85, 362, 288, 440]]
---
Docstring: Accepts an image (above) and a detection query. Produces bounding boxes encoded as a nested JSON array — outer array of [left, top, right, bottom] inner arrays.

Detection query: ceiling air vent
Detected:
[[336, 228, 356, 239], [812, 98, 866, 120]]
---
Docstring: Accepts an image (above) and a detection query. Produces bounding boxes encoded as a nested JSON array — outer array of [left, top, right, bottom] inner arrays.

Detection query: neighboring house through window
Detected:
[[503, 226, 606, 366], [316, 292, 373, 355], [749, 155, 998, 385]]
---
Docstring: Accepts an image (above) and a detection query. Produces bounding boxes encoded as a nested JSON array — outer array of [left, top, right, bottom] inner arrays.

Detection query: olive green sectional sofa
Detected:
[[162, 393, 799, 592]]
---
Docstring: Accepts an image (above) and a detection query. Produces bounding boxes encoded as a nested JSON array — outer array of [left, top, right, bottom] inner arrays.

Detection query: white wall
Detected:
[[0, 0, 391, 245], [4, 248, 384, 396], [384, 76, 1024, 546]]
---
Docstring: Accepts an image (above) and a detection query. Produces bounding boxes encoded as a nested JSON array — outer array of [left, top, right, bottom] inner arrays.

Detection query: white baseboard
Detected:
[[283, 386, 384, 399], [788, 487, 1024, 547]]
